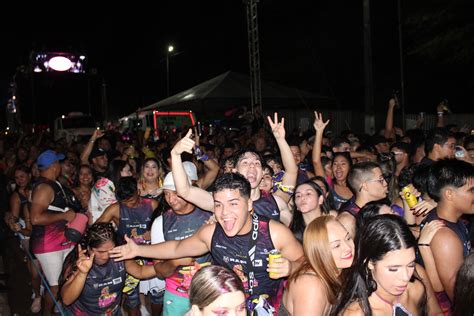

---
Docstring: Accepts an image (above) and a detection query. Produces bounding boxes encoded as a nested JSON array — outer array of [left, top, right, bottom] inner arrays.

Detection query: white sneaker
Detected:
[[30, 297, 42, 313]]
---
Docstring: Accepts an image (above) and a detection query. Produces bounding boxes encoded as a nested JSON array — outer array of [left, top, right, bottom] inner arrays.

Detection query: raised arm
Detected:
[[192, 133, 218, 189], [80, 129, 104, 165], [109, 223, 214, 261], [268, 113, 298, 198], [171, 129, 214, 211], [436, 102, 446, 128], [384, 98, 397, 141], [191, 128, 219, 190], [61, 245, 94, 305], [311, 111, 330, 178]]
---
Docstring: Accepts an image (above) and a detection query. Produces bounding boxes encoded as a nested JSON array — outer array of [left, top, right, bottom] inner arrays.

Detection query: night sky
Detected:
[[0, 1, 473, 126]]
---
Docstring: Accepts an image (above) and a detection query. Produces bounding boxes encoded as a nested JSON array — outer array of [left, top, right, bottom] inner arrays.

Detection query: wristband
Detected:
[[275, 181, 295, 194], [417, 243, 430, 247], [194, 146, 209, 161], [199, 154, 209, 161], [437, 112, 444, 117]]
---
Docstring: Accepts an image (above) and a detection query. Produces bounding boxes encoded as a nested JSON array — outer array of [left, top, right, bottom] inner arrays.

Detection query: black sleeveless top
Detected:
[[64, 260, 126, 315], [117, 198, 154, 245], [253, 190, 280, 221], [210, 214, 284, 311]]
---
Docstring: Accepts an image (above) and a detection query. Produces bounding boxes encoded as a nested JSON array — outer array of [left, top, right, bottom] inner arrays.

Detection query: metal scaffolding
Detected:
[[245, 0, 262, 114]]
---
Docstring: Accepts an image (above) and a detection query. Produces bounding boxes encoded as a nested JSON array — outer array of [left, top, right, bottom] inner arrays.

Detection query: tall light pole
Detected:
[[166, 45, 174, 97]]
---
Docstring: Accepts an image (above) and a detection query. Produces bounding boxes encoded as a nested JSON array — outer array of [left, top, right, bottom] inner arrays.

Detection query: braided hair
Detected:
[[59, 223, 116, 288]]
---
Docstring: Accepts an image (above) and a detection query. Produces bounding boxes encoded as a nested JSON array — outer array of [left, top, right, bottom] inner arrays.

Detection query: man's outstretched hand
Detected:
[[109, 235, 139, 261]]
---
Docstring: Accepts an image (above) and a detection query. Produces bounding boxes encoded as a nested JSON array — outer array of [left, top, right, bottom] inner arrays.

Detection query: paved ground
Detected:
[[1, 235, 40, 316], [0, 235, 157, 316]]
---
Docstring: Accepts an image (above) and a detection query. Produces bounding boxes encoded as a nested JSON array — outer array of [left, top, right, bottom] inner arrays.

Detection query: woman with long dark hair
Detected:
[[72, 164, 94, 222], [289, 180, 332, 242], [312, 112, 353, 210], [332, 215, 442, 316]]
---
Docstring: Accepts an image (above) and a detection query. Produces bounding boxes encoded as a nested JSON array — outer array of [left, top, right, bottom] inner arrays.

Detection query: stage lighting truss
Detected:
[[32, 52, 86, 73]]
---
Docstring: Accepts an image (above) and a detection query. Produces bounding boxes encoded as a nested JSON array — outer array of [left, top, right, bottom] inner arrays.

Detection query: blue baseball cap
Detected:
[[37, 150, 65, 170]]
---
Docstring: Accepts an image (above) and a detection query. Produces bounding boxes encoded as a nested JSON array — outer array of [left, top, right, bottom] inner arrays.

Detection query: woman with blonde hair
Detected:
[[280, 215, 354, 315], [187, 265, 246, 316]]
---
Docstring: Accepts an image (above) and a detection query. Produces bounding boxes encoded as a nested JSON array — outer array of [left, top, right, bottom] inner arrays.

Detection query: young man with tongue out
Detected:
[[170, 113, 297, 226], [109, 172, 304, 314]]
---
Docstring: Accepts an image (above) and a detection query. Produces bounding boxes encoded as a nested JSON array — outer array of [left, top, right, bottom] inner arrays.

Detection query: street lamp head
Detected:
[[168, 45, 174, 53]]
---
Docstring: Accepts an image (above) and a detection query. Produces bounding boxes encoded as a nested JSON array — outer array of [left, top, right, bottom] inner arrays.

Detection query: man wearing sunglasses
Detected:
[[390, 142, 411, 177]]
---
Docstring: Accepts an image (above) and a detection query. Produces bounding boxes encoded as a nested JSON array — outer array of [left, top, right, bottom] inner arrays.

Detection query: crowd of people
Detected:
[[0, 99, 473, 315]]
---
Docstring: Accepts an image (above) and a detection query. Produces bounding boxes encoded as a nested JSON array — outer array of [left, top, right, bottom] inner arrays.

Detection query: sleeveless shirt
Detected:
[[116, 198, 154, 245], [211, 214, 284, 311], [162, 207, 212, 297], [64, 260, 126, 315], [31, 178, 76, 254]]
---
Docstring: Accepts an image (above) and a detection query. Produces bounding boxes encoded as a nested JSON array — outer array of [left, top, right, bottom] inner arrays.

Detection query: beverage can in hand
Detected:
[[268, 249, 282, 278], [402, 185, 418, 208]]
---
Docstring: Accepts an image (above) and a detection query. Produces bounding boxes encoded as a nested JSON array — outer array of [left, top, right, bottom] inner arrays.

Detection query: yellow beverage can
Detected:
[[402, 185, 418, 208], [268, 249, 282, 278]]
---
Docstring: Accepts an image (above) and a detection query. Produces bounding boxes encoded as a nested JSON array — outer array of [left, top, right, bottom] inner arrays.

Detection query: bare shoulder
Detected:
[[30, 183, 54, 205], [32, 182, 53, 195], [337, 211, 355, 221], [431, 226, 463, 252], [292, 272, 325, 293], [105, 202, 120, 212]]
